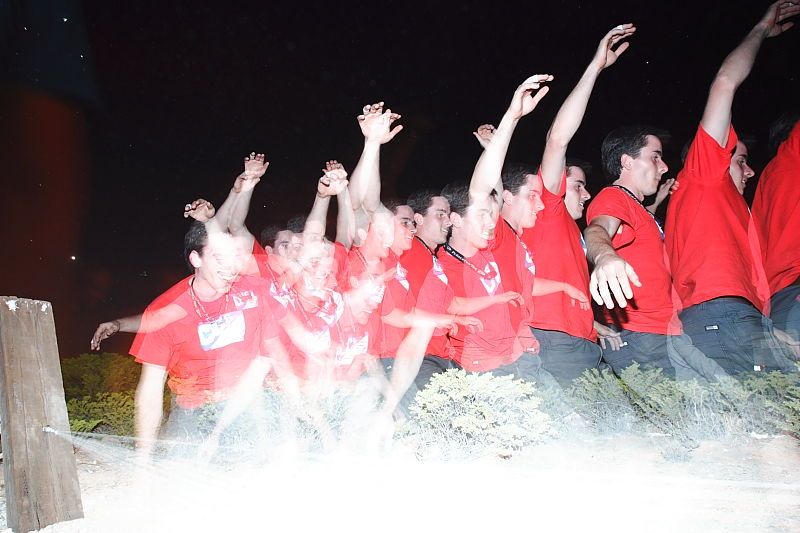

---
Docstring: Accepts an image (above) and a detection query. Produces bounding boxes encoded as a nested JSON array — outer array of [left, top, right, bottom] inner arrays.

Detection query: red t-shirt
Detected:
[[399, 237, 438, 298], [369, 251, 416, 358], [436, 222, 537, 371], [752, 122, 800, 296], [283, 289, 373, 382], [665, 125, 769, 312], [413, 257, 455, 358], [587, 188, 681, 335], [130, 275, 284, 408], [522, 170, 595, 340]]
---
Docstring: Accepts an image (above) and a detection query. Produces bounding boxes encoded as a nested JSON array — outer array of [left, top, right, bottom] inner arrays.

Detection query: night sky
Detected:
[[2, 0, 798, 356]]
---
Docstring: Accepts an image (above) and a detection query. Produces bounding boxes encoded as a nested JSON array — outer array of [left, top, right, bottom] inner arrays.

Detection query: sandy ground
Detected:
[[1, 433, 799, 533]]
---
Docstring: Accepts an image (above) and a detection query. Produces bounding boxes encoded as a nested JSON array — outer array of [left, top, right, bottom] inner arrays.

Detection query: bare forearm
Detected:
[[336, 189, 355, 247], [349, 140, 381, 213], [584, 224, 618, 264], [469, 112, 518, 199], [449, 295, 498, 315], [531, 278, 568, 297], [305, 194, 331, 239]]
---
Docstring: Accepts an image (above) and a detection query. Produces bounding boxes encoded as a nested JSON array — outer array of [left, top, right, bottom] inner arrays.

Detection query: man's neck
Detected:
[[500, 209, 521, 234], [447, 230, 478, 258], [191, 275, 226, 301], [416, 233, 438, 253], [612, 177, 644, 201]]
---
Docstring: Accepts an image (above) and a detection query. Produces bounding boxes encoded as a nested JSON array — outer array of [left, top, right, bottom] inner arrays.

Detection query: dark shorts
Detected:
[[530, 327, 602, 386], [771, 282, 800, 343], [414, 354, 456, 391], [679, 297, 796, 374]]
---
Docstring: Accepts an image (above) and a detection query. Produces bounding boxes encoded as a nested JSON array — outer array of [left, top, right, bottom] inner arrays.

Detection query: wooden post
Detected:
[[0, 296, 83, 532]]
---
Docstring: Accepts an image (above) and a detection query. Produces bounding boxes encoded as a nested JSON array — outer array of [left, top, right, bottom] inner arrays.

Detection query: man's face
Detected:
[[364, 211, 394, 258], [417, 196, 452, 246], [729, 141, 755, 195], [272, 230, 301, 271], [457, 194, 497, 250], [506, 174, 545, 229], [391, 205, 417, 253], [564, 166, 592, 220], [629, 135, 668, 196], [298, 240, 333, 290], [194, 232, 240, 293]]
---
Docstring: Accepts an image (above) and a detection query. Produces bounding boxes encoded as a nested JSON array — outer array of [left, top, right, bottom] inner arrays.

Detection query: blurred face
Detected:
[[505, 174, 545, 229], [391, 205, 417, 254], [272, 230, 301, 271], [298, 240, 333, 291], [729, 141, 755, 195], [416, 196, 452, 246], [564, 166, 592, 220], [192, 232, 240, 294], [456, 194, 498, 251], [363, 211, 395, 259], [628, 135, 668, 196]]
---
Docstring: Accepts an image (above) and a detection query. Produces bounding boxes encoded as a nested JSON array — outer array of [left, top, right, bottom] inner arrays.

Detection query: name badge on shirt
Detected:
[[432, 256, 448, 284], [197, 310, 246, 351], [335, 333, 368, 365], [396, 263, 410, 291], [523, 250, 536, 275]]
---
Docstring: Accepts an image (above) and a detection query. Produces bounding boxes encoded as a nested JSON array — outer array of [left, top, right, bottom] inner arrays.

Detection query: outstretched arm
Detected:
[[702, 1, 799, 145], [541, 24, 635, 194], [469, 74, 553, 201], [584, 215, 641, 309], [134, 363, 168, 462]]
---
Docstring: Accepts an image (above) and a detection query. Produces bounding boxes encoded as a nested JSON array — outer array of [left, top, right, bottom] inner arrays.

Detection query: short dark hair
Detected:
[[601, 126, 667, 180], [566, 157, 592, 179], [441, 182, 470, 216], [260, 224, 283, 249], [406, 189, 440, 216], [286, 215, 306, 234], [383, 198, 407, 215], [501, 162, 537, 195], [768, 110, 800, 157], [183, 221, 208, 271]]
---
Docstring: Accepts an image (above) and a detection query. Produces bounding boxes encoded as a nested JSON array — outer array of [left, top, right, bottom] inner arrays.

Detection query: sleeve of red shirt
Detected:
[[586, 188, 636, 248], [333, 241, 350, 290], [680, 124, 738, 185]]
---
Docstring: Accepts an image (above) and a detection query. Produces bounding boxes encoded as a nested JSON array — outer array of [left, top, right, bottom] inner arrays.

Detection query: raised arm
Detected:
[[584, 215, 641, 309], [702, 1, 799, 145], [541, 24, 635, 194], [214, 152, 270, 249], [348, 102, 403, 214], [469, 74, 552, 201], [304, 161, 349, 242]]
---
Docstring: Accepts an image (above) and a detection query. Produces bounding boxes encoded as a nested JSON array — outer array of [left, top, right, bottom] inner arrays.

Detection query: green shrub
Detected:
[[61, 352, 140, 399], [67, 391, 136, 436], [406, 369, 553, 458]]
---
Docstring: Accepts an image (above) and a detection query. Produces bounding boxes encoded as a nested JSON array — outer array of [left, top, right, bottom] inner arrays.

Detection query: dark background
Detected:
[[1, 0, 798, 356]]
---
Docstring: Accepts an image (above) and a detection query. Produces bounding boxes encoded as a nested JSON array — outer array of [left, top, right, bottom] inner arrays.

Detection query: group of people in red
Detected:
[[91, 2, 800, 461]]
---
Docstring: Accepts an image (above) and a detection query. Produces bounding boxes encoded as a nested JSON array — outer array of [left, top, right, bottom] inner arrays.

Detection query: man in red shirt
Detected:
[[585, 126, 724, 381], [752, 114, 800, 356], [665, 2, 799, 374], [522, 24, 635, 385], [130, 222, 288, 462]]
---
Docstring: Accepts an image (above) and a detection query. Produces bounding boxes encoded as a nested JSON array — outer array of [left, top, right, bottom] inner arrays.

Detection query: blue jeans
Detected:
[[680, 297, 796, 374], [531, 327, 602, 386], [601, 330, 676, 378]]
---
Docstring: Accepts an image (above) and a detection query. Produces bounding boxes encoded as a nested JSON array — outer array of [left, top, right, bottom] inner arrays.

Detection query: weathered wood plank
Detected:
[[0, 297, 83, 533]]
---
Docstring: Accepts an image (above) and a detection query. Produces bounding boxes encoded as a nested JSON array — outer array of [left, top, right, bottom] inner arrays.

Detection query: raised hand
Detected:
[[183, 198, 216, 221], [234, 152, 269, 192], [507, 74, 554, 120], [592, 23, 636, 71], [317, 160, 349, 197], [472, 124, 496, 149], [589, 253, 642, 309], [357, 101, 403, 144], [759, 0, 800, 38]]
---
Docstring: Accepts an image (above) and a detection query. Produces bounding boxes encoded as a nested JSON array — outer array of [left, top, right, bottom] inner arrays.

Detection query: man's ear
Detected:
[[501, 189, 514, 205], [189, 250, 203, 269], [264, 246, 274, 254], [449, 212, 463, 228], [413, 213, 424, 226], [620, 153, 634, 172]]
